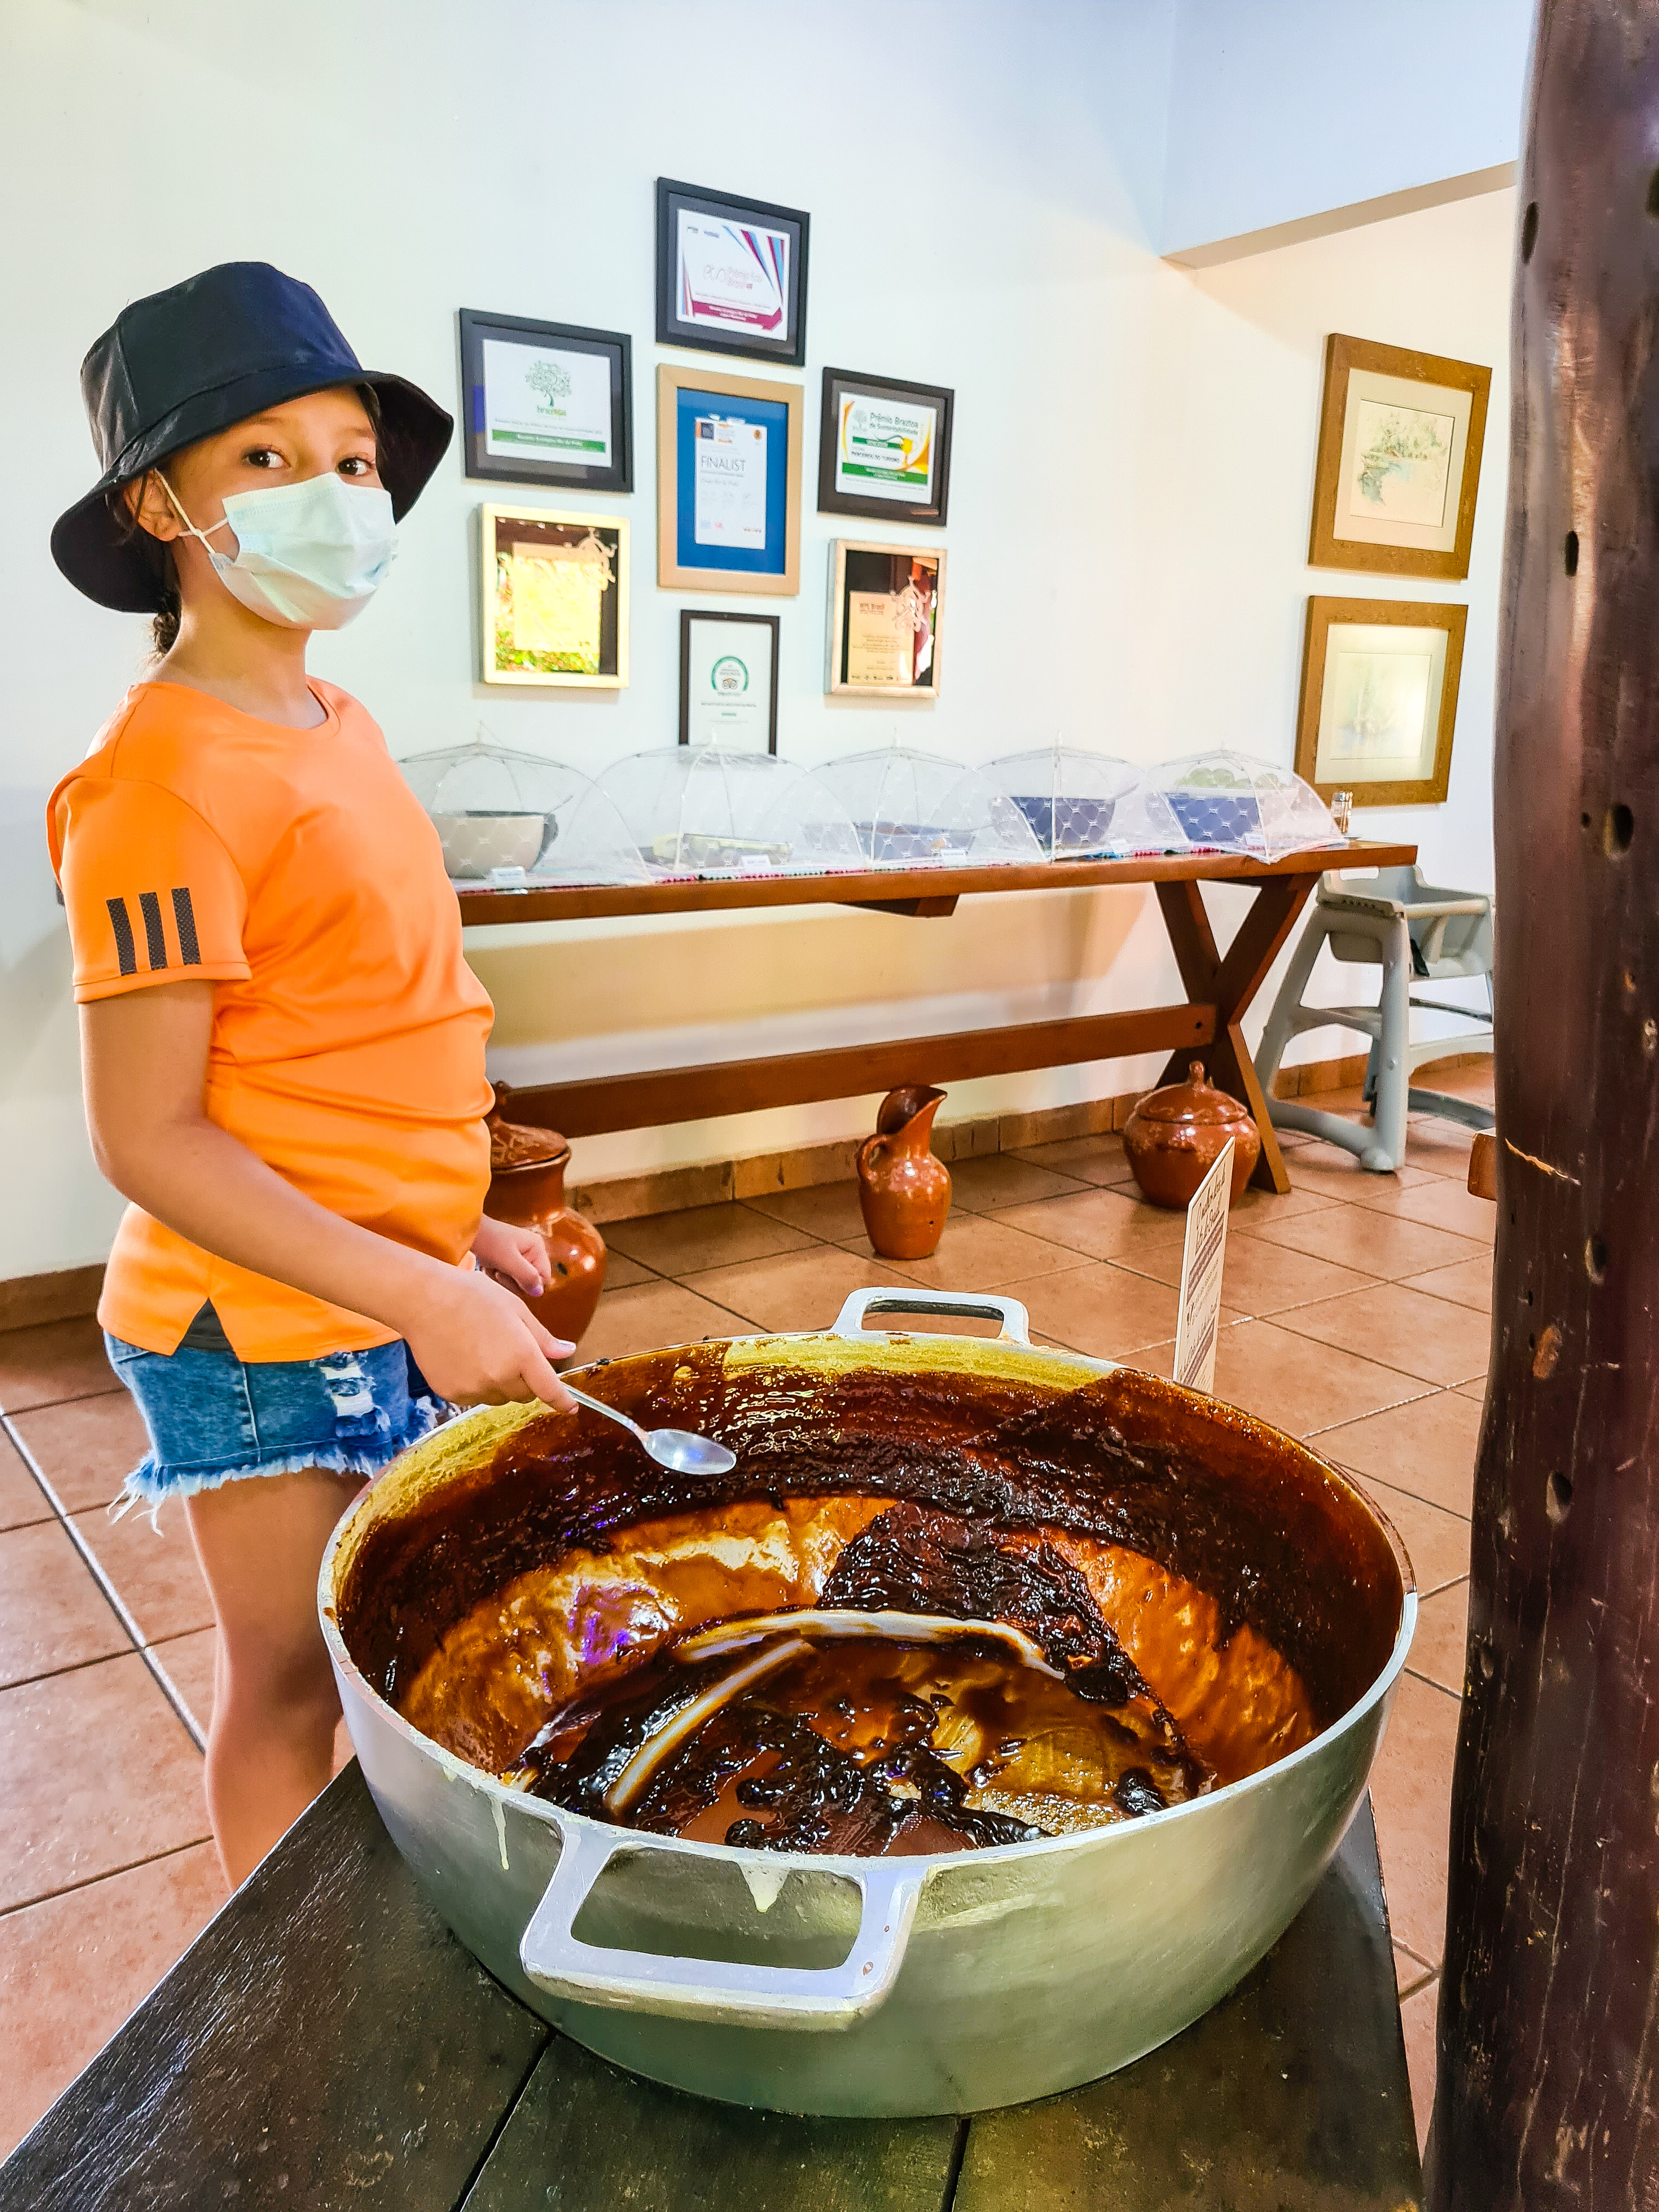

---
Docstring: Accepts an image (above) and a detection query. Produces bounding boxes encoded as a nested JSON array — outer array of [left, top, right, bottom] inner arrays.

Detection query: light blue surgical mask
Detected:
[[159, 470, 398, 630]]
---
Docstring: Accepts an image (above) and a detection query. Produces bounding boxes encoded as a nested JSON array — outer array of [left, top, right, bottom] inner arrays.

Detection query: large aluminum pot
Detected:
[[320, 1286, 1414, 2118]]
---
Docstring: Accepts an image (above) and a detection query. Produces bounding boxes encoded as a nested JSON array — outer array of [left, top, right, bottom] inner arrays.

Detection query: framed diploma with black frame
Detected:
[[655, 178, 809, 368], [458, 312, 633, 494], [827, 541, 946, 697], [656, 363, 803, 596], [478, 505, 628, 689], [679, 610, 780, 752], [818, 368, 953, 526]]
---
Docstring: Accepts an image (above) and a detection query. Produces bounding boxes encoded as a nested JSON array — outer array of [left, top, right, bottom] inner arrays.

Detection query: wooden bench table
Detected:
[[1, 1765, 1421, 2210], [457, 842, 1415, 1193]]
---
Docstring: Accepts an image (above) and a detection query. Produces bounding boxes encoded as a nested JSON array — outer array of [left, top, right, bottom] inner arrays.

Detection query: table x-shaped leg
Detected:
[[1154, 874, 1321, 1193]]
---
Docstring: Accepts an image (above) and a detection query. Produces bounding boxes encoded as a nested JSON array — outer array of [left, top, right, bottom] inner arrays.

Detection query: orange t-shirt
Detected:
[[48, 679, 494, 1361]]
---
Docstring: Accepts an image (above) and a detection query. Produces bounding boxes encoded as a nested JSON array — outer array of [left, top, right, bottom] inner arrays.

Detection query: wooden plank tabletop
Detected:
[[2, 1767, 1420, 2211], [455, 842, 1418, 928]]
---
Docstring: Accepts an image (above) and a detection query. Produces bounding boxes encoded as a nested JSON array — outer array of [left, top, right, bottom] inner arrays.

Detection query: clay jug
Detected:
[[857, 1085, 951, 1259], [1121, 1060, 1261, 1211], [484, 1082, 607, 1344]]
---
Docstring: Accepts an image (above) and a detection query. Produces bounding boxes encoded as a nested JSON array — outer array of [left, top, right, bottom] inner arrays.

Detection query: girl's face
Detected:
[[129, 384, 381, 590]]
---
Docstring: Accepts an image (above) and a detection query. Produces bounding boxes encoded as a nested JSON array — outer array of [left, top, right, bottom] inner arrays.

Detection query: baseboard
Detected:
[[0, 1263, 105, 1331]]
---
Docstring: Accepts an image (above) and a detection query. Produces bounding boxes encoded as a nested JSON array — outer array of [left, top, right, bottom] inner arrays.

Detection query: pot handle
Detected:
[[831, 1285, 1032, 1345], [520, 1821, 924, 2030]]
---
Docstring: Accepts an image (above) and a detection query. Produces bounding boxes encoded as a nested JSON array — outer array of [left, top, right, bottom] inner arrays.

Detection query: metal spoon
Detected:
[[562, 1385, 737, 1475]]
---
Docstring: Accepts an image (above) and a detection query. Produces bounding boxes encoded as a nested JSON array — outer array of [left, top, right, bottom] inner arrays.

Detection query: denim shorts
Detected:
[[105, 1321, 453, 1520]]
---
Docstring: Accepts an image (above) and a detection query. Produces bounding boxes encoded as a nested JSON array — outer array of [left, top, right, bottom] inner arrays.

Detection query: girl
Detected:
[[48, 261, 574, 1886]]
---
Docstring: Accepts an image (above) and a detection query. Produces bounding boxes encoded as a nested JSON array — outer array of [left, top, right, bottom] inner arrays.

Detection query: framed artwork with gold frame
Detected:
[[479, 504, 628, 688], [826, 540, 946, 697], [656, 363, 803, 596], [1294, 596, 1468, 806], [1308, 334, 1491, 581]]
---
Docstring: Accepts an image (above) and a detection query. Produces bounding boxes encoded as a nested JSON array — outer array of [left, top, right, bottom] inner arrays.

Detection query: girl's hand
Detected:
[[400, 1266, 577, 1411], [472, 1215, 551, 1297]]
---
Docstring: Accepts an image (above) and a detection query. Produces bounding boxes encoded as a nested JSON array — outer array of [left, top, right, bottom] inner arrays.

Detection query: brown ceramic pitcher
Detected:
[[484, 1082, 607, 1345], [857, 1084, 951, 1259]]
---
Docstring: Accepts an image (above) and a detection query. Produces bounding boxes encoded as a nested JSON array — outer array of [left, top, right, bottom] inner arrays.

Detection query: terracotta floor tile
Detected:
[[574, 1280, 753, 1365], [0, 1521, 128, 1689], [604, 1203, 816, 1278], [844, 1213, 1092, 1293], [1238, 1201, 1485, 1282], [990, 1187, 1189, 1269], [1369, 1673, 1459, 1966], [0, 1436, 48, 1533], [1118, 1339, 1177, 1380], [1002, 1263, 1188, 1361], [1318, 1391, 1482, 1517], [1395, 1945, 1435, 1999], [1401, 1976, 1441, 2152], [1408, 1581, 1470, 1697], [1227, 1182, 1344, 1226], [741, 1182, 868, 1243], [598, 1251, 657, 1290], [1402, 1255, 1493, 1316], [1006, 1134, 1136, 1188], [1273, 1283, 1492, 1386], [151, 1626, 216, 1739], [1419, 1059, 1493, 1103], [681, 1249, 909, 1337], [1211, 1236, 1376, 1318], [1404, 1119, 1477, 1178], [945, 1154, 1090, 1213], [1278, 1151, 1438, 1201], [1347, 1175, 1496, 1243], [1348, 1479, 1471, 1595], [1451, 1376, 1488, 1402], [9, 1391, 148, 1515], [0, 1840, 227, 2162], [0, 1652, 207, 1912], [0, 1319, 120, 1417], [1205, 1319, 1429, 1438], [71, 1505, 213, 1646]]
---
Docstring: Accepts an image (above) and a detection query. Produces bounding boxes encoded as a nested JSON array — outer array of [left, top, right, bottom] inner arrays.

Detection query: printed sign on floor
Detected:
[[1173, 1140, 1233, 1396]]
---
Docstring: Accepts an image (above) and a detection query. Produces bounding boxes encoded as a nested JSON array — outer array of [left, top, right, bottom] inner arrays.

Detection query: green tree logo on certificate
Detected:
[[526, 358, 574, 414], [712, 654, 749, 694]]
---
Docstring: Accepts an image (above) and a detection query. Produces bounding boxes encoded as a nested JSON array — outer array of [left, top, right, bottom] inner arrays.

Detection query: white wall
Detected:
[[0, 0, 1508, 1279], [1161, 0, 1532, 257]]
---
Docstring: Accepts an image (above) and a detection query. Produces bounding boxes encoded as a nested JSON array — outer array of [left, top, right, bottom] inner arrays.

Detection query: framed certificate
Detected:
[[458, 311, 633, 494], [679, 610, 780, 752], [479, 505, 628, 689], [827, 542, 946, 697], [1294, 596, 1467, 805], [656, 363, 803, 595], [1308, 334, 1491, 581], [817, 368, 953, 526], [655, 178, 809, 368]]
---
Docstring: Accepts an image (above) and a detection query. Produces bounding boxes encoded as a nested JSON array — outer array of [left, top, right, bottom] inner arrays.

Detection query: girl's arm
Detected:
[[81, 979, 575, 1409]]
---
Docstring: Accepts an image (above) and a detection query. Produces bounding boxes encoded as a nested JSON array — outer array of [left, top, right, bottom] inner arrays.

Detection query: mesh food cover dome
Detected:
[[1146, 751, 1340, 859], [399, 733, 648, 887], [814, 744, 1044, 867], [594, 746, 865, 877], [982, 745, 1143, 859]]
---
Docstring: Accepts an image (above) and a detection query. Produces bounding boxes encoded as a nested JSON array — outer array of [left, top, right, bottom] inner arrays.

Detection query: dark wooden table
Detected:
[[2, 1767, 1421, 2210], [457, 842, 1415, 1196]]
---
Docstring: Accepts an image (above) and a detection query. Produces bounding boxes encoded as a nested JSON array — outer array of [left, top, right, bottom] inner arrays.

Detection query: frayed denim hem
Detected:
[[109, 1395, 456, 1530]]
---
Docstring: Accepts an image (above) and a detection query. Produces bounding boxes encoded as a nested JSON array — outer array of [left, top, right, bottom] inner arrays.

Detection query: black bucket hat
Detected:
[[51, 261, 453, 612]]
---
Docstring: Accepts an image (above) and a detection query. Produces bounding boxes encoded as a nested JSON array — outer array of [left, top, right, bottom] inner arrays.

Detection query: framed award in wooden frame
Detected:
[[656, 363, 803, 596], [826, 540, 946, 697], [479, 505, 628, 689]]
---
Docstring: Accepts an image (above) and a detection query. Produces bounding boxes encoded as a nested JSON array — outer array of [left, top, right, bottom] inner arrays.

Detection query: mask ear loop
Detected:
[[154, 472, 234, 551]]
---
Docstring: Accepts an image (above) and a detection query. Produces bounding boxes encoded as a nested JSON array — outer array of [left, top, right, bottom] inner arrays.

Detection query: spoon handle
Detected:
[[563, 1385, 649, 1449]]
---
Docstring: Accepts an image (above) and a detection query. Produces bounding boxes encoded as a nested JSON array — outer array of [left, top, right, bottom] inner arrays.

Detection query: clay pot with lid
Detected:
[[485, 1082, 607, 1345], [857, 1085, 952, 1259], [1122, 1061, 1261, 1210]]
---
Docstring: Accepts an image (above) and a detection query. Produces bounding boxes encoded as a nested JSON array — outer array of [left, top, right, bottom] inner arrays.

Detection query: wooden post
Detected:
[[1428, 5, 1659, 2199]]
